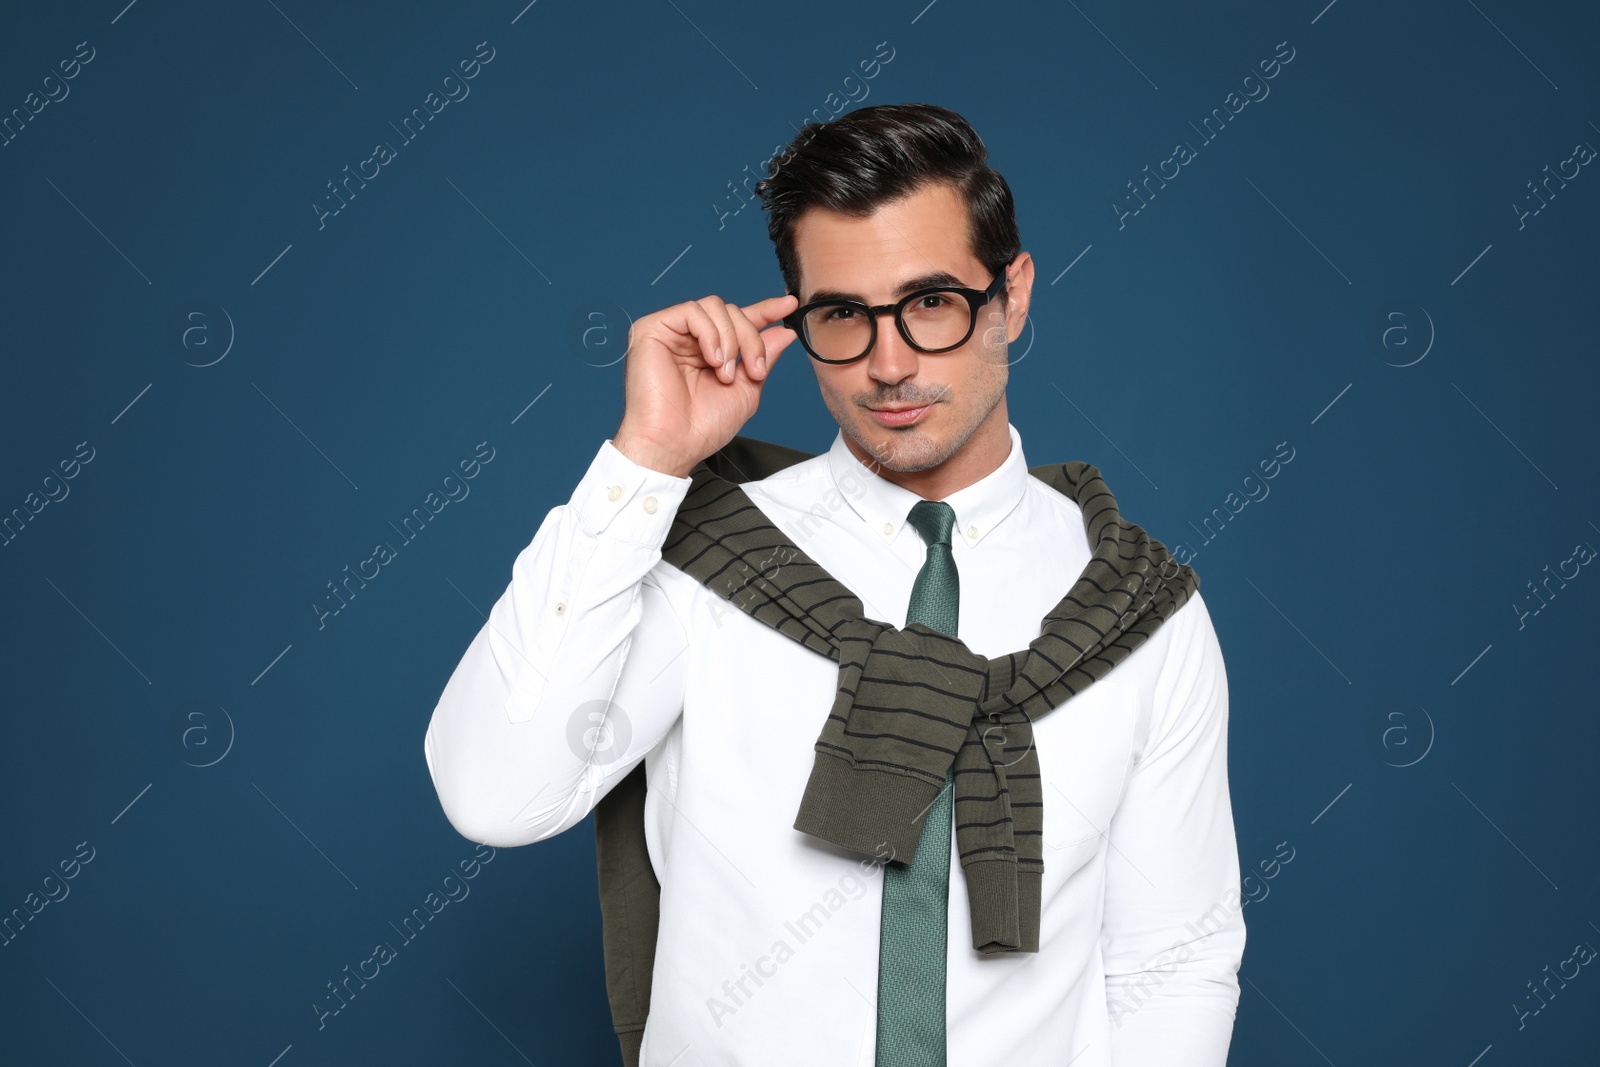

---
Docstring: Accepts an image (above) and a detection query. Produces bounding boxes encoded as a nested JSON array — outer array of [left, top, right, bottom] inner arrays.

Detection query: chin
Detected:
[[858, 422, 950, 473]]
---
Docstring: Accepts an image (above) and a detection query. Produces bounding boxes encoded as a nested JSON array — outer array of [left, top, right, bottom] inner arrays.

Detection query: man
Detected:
[[424, 103, 1245, 1065]]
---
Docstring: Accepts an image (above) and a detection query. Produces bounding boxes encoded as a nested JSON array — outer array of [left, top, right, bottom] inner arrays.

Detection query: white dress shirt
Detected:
[[424, 422, 1245, 1066]]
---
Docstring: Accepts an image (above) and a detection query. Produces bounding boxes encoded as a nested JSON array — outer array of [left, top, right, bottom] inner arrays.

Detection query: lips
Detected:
[[867, 403, 932, 427]]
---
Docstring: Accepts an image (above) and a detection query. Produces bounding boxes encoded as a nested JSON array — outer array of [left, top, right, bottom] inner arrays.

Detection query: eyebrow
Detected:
[[804, 270, 967, 305]]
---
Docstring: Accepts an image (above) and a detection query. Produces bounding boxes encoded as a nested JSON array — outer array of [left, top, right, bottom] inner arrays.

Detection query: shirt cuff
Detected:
[[572, 439, 693, 544]]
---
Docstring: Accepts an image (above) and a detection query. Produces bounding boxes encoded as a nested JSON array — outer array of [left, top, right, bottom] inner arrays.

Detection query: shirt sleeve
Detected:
[[1101, 590, 1246, 1065], [423, 439, 694, 847]]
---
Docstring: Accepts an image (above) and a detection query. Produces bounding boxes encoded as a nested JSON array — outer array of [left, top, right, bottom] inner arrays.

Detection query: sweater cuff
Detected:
[[791, 749, 944, 865], [962, 859, 1040, 953]]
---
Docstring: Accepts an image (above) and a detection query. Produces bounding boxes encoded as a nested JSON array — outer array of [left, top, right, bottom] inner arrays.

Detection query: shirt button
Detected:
[[607, 485, 623, 501], [968, 525, 979, 540], [643, 496, 658, 513], [555, 601, 567, 616], [882, 522, 893, 536]]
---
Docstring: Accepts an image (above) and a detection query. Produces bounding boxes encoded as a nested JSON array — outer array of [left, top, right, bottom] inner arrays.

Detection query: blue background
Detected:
[[2, 0, 1597, 1063]]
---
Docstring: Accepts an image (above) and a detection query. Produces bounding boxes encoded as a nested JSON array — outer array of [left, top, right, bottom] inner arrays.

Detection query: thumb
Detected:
[[759, 320, 798, 366], [746, 322, 796, 386]]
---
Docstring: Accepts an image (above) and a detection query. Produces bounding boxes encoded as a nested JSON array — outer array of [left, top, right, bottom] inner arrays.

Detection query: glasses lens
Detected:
[[802, 304, 872, 362], [901, 291, 972, 351]]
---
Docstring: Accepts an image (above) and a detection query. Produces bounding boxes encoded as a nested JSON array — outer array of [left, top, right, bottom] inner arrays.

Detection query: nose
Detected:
[[865, 313, 920, 386]]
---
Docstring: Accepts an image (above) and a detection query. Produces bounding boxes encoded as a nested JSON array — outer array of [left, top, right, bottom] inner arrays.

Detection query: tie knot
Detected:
[[906, 499, 956, 548]]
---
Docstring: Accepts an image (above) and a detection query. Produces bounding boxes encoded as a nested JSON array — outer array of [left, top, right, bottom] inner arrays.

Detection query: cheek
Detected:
[[815, 375, 856, 422], [980, 318, 1008, 350], [819, 368, 860, 405], [960, 350, 1002, 390]]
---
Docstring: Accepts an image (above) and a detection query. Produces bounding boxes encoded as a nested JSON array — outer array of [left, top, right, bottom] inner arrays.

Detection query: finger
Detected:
[[732, 320, 796, 391], [726, 293, 800, 382], [744, 317, 797, 382], [675, 299, 726, 373], [724, 302, 772, 381], [739, 292, 801, 332], [759, 320, 797, 369], [696, 296, 742, 384]]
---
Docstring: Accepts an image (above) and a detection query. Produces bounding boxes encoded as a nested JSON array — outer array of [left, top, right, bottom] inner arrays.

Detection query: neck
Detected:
[[846, 397, 1012, 500]]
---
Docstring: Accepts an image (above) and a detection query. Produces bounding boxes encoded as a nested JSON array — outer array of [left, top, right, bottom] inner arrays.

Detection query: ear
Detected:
[[1004, 252, 1035, 343]]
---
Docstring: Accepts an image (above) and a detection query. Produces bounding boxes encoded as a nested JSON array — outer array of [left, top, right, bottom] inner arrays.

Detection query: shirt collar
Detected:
[[824, 422, 1029, 549]]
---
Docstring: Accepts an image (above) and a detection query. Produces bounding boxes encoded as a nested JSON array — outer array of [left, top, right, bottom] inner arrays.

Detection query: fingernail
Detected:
[[756, 355, 767, 373], [713, 345, 722, 364]]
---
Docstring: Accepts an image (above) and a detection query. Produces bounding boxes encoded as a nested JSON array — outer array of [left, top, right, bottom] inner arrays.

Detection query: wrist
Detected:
[[611, 430, 696, 479]]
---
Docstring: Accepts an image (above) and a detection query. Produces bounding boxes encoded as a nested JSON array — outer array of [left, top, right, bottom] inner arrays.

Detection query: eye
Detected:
[[822, 306, 858, 322], [916, 294, 952, 310]]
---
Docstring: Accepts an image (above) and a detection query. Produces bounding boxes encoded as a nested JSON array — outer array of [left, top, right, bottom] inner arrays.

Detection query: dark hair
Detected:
[[755, 103, 1020, 304]]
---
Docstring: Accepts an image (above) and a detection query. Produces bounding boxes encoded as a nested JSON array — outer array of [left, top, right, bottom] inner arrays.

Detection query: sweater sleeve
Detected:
[[1100, 590, 1246, 1065], [423, 439, 694, 848]]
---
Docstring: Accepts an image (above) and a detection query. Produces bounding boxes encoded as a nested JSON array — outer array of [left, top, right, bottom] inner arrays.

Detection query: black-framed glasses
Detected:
[[782, 266, 1010, 365]]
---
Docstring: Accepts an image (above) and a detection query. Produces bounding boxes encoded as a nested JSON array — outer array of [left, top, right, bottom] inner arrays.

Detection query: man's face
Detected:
[[791, 182, 1031, 475]]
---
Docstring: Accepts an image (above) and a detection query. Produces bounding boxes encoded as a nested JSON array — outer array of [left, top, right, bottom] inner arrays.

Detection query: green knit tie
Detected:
[[876, 499, 958, 1066]]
